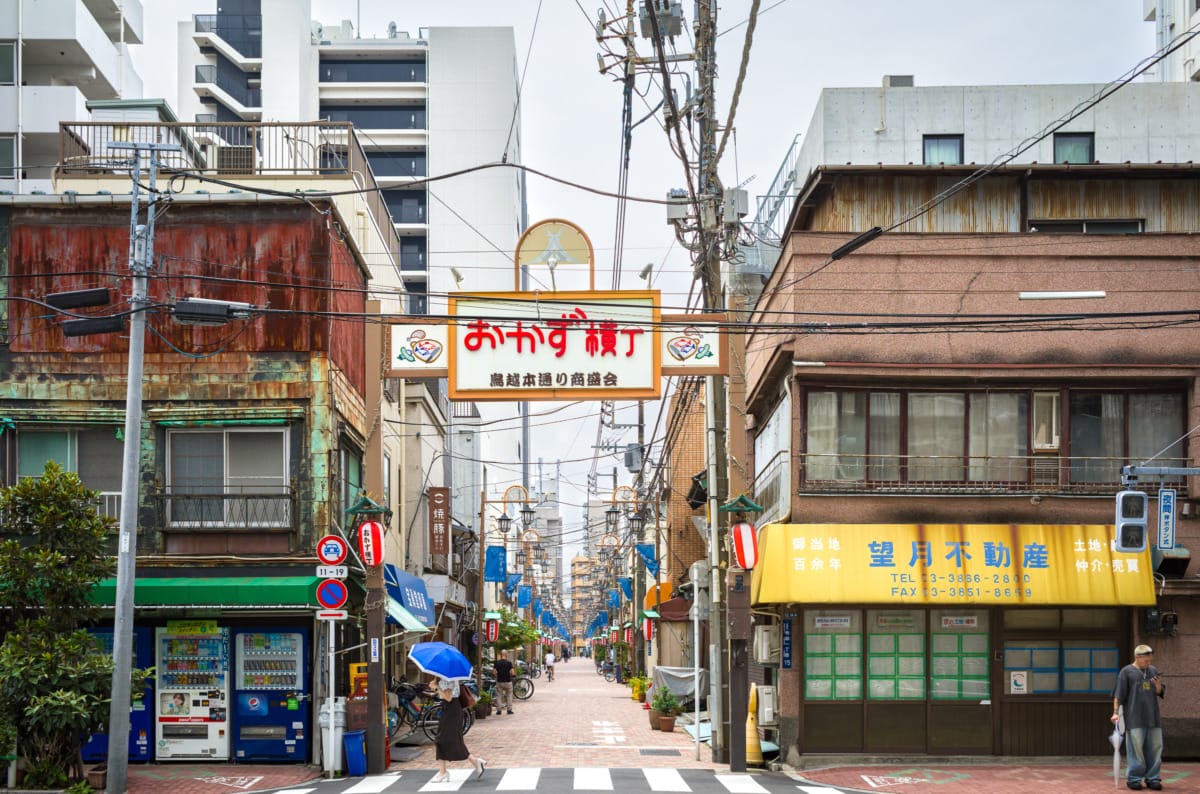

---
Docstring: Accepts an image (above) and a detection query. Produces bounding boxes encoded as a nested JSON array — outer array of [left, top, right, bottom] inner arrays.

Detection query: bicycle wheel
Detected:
[[603, 670, 616, 683], [513, 676, 534, 700], [420, 702, 443, 742], [461, 705, 475, 735], [530, 665, 542, 679]]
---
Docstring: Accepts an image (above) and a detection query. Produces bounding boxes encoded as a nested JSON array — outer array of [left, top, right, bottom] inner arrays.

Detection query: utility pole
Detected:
[[106, 141, 179, 794]]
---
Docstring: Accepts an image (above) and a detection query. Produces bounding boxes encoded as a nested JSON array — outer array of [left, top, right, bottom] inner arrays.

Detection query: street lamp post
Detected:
[[476, 485, 533, 691]]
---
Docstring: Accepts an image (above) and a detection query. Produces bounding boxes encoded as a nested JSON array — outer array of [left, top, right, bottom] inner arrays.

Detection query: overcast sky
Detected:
[[131, 1, 1157, 561]]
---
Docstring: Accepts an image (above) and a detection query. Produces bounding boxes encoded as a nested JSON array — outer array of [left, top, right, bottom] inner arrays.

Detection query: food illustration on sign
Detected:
[[395, 329, 443, 365], [666, 327, 713, 362]]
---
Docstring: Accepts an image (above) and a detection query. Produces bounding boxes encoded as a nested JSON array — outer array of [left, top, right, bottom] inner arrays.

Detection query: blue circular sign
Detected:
[[316, 578, 348, 609]]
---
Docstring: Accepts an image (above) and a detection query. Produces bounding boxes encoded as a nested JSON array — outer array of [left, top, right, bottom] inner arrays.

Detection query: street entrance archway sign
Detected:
[[315, 578, 348, 610]]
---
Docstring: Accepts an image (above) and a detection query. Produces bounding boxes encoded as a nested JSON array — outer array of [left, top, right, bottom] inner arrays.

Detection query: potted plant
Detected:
[[650, 687, 679, 732], [629, 675, 650, 701], [474, 690, 494, 719]]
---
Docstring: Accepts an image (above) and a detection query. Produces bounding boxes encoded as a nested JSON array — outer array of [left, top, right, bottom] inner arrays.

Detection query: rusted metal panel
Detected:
[[4, 202, 366, 393], [1028, 179, 1200, 231], [806, 174, 1021, 233]]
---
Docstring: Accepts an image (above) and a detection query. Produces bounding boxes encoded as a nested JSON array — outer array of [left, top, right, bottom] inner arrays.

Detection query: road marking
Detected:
[[592, 719, 626, 744], [418, 769, 470, 790], [496, 768, 542, 789], [268, 789, 317, 794], [574, 767, 614, 790], [798, 786, 847, 793], [643, 767, 691, 791], [714, 773, 770, 792], [344, 773, 402, 792]]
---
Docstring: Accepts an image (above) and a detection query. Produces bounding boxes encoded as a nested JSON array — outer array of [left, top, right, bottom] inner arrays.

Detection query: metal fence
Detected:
[[156, 489, 295, 530]]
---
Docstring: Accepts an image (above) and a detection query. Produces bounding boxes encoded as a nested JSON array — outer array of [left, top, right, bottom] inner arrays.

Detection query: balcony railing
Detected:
[[194, 64, 262, 109], [58, 121, 401, 269], [796, 453, 1190, 495], [155, 489, 295, 531]]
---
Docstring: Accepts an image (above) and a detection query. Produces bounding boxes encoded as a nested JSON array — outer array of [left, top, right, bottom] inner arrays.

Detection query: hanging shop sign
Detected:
[[428, 486, 450, 557], [659, 313, 727, 376], [485, 618, 500, 643], [387, 321, 449, 378], [751, 523, 1155, 607]]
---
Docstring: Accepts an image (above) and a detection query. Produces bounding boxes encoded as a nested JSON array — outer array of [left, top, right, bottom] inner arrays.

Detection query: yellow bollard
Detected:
[[746, 682, 764, 767]]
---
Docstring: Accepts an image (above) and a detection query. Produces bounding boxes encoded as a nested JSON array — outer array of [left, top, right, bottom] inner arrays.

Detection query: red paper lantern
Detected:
[[731, 520, 759, 569], [358, 520, 385, 567], [643, 619, 654, 642], [485, 618, 499, 642], [624, 627, 633, 645]]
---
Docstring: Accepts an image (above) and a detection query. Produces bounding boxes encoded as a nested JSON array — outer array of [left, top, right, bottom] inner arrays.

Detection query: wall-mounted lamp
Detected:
[[639, 263, 653, 283], [547, 255, 559, 292], [450, 267, 465, 288]]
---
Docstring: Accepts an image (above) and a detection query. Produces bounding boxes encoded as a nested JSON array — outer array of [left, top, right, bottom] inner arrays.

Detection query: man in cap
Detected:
[[1112, 644, 1166, 790]]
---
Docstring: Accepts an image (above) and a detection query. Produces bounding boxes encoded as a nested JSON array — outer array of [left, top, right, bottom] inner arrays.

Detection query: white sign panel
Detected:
[[449, 291, 660, 401], [1159, 488, 1176, 550], [388, 322, 449, 378], [316, 565, 348, 579], [316, 609, 348, 621]]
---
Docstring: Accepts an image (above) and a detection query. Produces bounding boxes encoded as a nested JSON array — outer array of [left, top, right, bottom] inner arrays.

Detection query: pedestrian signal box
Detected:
[[1115, 490, 1148, 553]]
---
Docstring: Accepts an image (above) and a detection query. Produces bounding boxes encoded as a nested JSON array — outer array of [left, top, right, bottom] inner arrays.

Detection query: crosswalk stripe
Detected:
[[344, 773, 402, 792], [496, 768, 542, 790], [269, 789, 318, 794], [418, 768, 470, 790], [713, 773, 770, 793], [797, 786, 844, 794], [642, 768, 690, 791], [574, 766, 614, 790]]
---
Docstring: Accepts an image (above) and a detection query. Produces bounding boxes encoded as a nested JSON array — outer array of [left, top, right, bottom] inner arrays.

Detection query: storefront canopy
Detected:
[[386, 595, 432, 633], [89, 576, 321, 609], [751, 523, 1156, 607], [384, 564, 437, 626]]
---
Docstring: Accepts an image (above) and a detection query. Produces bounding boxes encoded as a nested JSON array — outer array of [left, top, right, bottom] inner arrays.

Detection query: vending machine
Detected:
[[82, 629, 153, 762], [232, 629, 309, 760], [155, 623, 230, 760]]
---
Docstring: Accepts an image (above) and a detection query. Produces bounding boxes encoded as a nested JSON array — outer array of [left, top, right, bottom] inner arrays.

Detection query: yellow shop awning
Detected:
[[751, 524, 1155, 607]]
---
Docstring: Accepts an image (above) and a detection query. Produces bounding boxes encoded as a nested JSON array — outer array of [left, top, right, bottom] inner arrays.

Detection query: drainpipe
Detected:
[[16, 0, 22, 194]]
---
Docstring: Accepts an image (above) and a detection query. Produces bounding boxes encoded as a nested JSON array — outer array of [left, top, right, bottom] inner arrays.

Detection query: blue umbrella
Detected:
[[407, 641, 473, 681]]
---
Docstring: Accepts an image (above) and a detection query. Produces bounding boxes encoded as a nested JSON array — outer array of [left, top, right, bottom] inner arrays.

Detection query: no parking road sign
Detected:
[[315, 578, 348, 610]]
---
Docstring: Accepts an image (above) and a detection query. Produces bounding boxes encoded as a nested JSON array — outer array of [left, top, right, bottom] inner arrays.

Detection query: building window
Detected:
[[1029, 220, 1143, 234], [0, 135, 14, 180], [341, 445, 363, 521], [1052, 132, 1094, 164], [922, 134, 963, 165], [15, 428, 124, 516], [0, 42, 14, 85], [167, 429, 288, 526], [866, 610, 925, 699], [1002, 608, 1121, 695], [320, 59, 425, 83], [1068, 392, 1185, 483], [382, 189, 426, 224], [804, 610, 862, 700], [804, 388, 1184, 488], [400, 236, 427, 271], [930, 610, 990, 700]]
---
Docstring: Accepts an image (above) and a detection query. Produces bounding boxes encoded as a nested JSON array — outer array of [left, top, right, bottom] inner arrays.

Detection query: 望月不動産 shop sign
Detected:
[[751, 524, 1155, 606], [447, 292, 661, 401]]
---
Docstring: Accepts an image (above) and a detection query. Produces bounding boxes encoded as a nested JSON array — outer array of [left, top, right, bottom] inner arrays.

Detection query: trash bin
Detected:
[[317, 697, 346, 772], [343, 730, 367, 777]]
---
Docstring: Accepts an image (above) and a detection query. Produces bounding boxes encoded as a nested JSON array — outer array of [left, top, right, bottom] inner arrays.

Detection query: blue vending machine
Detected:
[[232, 629, 309, 761], [83, 629, 154, 762]]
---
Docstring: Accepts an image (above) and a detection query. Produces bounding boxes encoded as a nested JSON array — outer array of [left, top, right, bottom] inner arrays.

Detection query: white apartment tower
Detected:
[[1145, 0, 1200, 82], [0, 0, 145, 193]]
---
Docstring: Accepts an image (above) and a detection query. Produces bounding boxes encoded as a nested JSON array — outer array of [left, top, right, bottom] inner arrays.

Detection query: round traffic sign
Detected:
[[315, 578, 349, 610], [316, 535, 348, 565]]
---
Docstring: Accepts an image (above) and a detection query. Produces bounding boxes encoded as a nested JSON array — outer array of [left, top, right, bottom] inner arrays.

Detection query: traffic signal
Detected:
[[1115, 490, 1148, 552]]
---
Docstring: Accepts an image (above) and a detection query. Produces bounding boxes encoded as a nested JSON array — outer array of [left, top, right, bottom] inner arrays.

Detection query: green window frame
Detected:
[[805, 632, 862, 700], [931, 632, 990, 699]]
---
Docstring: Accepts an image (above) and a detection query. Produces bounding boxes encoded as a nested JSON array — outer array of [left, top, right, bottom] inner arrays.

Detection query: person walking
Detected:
[[431, 679, 486, 783], [493, 651, 515, 715], [1112, 644, 1166, 791], [544, 649, 556, 682]]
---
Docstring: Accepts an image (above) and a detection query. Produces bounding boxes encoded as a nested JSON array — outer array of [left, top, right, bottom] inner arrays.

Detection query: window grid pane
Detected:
[[805, 632, 862, 700]]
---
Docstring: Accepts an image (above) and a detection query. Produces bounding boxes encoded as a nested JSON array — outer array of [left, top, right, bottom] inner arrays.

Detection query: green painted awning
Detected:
[[483, 611, 502, 621], [386, 595, 432, 633], [641, 609, 660, 619], [89, 576, 321, 609]]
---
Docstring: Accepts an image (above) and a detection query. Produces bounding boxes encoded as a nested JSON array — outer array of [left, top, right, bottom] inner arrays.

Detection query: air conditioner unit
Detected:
[[756, 685, 777, 726], [216, 145, 256, 175], [753, 624, 780, 665]]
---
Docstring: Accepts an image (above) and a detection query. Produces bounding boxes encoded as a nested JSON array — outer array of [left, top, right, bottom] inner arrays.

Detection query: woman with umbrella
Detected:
[[430, 678, 486, 783], [408, 642, 486, 783]]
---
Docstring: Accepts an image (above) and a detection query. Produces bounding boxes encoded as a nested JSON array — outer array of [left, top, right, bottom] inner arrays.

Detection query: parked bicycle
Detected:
[[596, 660, 616, 682], [479, 672, 535, 703], [519, 660, 542, 679], [387, 678, 473, 743]]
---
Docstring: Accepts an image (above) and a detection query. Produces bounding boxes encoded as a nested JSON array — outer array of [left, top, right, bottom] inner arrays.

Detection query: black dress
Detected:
[[434, 697, 470, 761]]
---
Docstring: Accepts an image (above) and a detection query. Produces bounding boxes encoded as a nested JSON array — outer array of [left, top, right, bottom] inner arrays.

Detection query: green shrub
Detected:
[[650, 687, 679, 715]]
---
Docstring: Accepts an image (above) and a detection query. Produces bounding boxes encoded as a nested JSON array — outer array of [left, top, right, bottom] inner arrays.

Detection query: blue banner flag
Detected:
[[505, 572, 522, 596], [607, 589, 620, 610], [517, 585, 532, 608], [484, 546, 506, 582], [618, 577, 633, 601], [635, 544, 660, 577], [533, 598, 542, 617]]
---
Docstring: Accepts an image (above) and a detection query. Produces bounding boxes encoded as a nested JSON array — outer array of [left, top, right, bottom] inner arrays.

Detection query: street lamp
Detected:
[[476, 484, 533, 690]]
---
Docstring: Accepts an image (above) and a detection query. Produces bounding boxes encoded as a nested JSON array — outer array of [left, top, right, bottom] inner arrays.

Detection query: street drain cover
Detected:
[[640, 749, 680, 756]]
